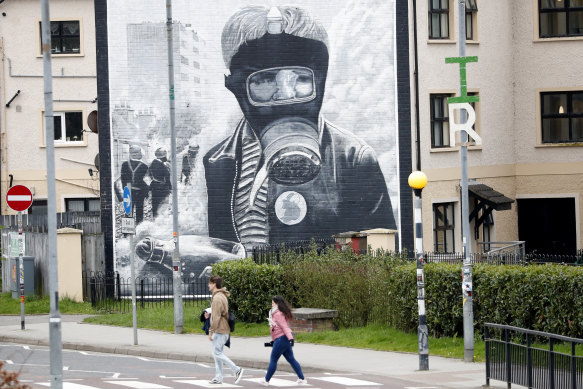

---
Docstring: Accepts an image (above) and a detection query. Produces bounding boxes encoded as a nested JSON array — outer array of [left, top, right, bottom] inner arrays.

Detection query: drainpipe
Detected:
[[412, 0, 421, 171]]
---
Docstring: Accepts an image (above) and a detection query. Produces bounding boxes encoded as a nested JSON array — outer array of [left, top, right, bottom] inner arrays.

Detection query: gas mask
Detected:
[[247, 67, 321, 185], [226, 32, 329, 188]]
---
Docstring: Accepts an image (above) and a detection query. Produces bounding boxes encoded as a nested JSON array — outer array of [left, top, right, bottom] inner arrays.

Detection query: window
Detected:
[[465, 0, 478, 40], [541, 91, 583, 143], [430, 92, 479, 148], [53, 111, 83, 142], [429, 0, 450, 39], [433, 203, 455, 253], [66, 198, 100, 212], [539, 0, 583, 38], [45, 21, 81, 54], [430, 94, 452, 147], [29, 200, 47, 215]]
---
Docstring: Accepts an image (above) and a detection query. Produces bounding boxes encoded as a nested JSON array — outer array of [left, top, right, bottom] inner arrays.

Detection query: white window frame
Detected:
[[40, 109, 88, 147]]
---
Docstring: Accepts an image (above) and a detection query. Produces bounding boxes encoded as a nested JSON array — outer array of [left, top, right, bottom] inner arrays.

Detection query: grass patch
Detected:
[[82, 305, 485, 361], [0, 291, 95, 315]]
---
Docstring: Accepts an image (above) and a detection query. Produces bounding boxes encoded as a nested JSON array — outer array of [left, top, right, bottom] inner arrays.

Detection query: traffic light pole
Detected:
[[166, 0, 183, 334], [41, 0, 63, 387], [457, 0, 474, 362]]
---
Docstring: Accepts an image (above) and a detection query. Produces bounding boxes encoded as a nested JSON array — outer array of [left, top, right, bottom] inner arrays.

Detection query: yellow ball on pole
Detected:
[[408, 171, 427, 190]]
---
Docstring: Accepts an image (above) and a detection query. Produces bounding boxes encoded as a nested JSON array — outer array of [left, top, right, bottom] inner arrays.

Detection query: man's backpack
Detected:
[[228, 310, 236, 332]]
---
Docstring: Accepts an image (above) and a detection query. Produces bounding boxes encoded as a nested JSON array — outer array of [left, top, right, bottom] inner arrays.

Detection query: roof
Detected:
[[468, 183, 514, 210]]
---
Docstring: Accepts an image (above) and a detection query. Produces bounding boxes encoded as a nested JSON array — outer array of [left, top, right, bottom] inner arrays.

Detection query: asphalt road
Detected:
[[1, 343, 437, 389]]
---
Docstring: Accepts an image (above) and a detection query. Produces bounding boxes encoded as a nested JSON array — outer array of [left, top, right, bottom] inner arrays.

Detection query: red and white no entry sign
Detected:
[[6, 185, 33, 212]]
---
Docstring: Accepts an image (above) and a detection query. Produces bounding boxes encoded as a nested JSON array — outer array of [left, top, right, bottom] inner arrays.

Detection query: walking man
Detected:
[[208, 275, 244, 384]]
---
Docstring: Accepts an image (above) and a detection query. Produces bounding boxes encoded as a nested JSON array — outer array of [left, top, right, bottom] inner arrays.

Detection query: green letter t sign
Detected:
[[445, 56, 481, 145]]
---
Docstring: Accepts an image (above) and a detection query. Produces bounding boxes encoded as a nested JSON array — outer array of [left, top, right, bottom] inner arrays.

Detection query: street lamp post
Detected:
[[408, 170, 428, 371]]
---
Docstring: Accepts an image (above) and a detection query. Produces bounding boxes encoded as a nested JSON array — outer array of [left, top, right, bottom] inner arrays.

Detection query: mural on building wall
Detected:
[[105, 0, 401, 286]]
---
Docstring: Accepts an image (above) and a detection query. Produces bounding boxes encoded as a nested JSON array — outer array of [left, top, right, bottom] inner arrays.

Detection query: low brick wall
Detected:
[[290, 308, 338, 333]]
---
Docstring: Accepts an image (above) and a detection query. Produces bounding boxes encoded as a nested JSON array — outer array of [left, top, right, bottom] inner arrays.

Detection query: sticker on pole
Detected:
[[6, 185, 33, 212], [123, 186, 132, 216]]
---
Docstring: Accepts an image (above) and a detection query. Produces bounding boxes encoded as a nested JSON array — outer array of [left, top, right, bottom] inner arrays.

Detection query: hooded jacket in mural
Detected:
[[203, 116, 395, 246]]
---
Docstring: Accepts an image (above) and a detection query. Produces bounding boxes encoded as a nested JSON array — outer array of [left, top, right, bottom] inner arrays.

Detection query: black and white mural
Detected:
[[101, 0, 407, 283]]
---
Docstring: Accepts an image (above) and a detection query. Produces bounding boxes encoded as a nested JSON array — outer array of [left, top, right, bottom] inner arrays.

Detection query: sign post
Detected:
[[6, 185, 33, 330], [123, 185, 138, 345]]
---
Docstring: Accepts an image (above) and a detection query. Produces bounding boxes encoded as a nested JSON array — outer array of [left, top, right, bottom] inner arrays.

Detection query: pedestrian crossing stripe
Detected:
[[37, 384, 105, 389], [105, 381, 171, 388], [311, 376, 381, 386], [34, 375, 383, 388], [173, 381, 241, 388]]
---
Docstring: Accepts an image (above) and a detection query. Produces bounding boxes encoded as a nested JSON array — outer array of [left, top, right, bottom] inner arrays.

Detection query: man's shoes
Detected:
[[234, 368, 244, 384], [259, 378, 269, 386], [208, 378, 222, 384], [297, 378, 308, 385]]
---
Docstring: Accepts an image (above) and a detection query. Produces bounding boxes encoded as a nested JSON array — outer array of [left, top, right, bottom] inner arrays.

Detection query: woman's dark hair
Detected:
[[272, 295, 293, 320]]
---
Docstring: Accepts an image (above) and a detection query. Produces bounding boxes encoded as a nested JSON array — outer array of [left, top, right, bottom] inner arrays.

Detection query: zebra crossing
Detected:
[[31, 374, 385, 388]]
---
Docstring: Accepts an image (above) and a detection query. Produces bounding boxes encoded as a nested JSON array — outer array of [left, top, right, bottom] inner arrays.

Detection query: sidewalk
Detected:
[[0, 314, 511, 389]]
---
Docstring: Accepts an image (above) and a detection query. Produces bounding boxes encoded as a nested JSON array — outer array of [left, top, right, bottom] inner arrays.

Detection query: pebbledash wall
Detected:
[[95, 0, 413, 283]]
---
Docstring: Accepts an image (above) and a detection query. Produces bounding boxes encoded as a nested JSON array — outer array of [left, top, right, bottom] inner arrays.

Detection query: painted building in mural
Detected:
[[95, 0, 413, 284]]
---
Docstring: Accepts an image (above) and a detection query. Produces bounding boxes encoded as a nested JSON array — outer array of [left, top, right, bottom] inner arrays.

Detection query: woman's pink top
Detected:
[[270, 310, 294, 341]]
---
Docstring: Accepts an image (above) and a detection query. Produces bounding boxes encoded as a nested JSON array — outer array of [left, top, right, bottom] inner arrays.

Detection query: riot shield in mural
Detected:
[[103, 0, 402, 288]]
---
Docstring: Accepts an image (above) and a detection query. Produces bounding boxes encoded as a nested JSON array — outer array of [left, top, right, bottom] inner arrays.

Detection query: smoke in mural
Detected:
[[105, 0, 401, 284]]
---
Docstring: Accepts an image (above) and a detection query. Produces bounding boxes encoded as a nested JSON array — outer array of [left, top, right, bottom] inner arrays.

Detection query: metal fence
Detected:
[[0, 211, 101, 234], [252, 237, 337, 264], [82, 271, 211, 313], [251, 240, 583, 266], [485, 323, 583, 389]]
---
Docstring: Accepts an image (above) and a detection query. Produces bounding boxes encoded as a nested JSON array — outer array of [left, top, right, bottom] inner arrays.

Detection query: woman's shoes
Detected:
[[297, 378, 308, 385], [259, 378, 269, 386]]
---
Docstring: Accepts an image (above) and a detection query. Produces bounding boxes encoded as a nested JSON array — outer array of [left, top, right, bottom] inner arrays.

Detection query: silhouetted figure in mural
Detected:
[[120, 145, 149, 224], [181, 144, 200, 185], [149, 147, 171, 218], [203, 5, 395, 251]]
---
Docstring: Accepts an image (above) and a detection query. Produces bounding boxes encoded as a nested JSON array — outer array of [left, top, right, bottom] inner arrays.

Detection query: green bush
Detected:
[[213, 258, 285, 323], [212, 251, 583, 339]]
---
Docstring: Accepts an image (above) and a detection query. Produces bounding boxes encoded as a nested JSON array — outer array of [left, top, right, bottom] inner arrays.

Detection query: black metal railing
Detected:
[[485, 323, 583, 389], [83, 271, 211, 313], [251, 237, 337, 264]]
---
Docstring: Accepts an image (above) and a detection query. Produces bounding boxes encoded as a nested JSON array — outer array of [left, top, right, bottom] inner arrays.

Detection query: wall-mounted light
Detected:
[[88, 168, 94, 177], [6, 90, 20, 108]]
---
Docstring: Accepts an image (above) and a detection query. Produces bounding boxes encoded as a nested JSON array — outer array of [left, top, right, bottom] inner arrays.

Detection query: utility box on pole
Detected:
[[10, 256, 34, 298]]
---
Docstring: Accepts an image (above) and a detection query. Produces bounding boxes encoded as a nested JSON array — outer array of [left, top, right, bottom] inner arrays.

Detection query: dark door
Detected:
[[517, 198, 576, 254]]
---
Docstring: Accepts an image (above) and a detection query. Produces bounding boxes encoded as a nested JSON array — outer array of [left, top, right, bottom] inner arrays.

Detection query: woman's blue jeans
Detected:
[[265, 335, 304, 382]]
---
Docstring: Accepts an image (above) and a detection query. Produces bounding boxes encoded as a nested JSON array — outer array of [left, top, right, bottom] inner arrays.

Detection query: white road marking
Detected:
[[173, 380, 242, 388], [105, 381, 171, 388], [159, 375, 198, 379], [244, 377, 306, 387], [311, 376, 381, 386], [37, 383, 104, 389], [5, 360, 13, 364]]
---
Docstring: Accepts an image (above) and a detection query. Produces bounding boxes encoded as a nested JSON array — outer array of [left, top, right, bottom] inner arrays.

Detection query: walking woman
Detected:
[[260, 296, 307, 386]]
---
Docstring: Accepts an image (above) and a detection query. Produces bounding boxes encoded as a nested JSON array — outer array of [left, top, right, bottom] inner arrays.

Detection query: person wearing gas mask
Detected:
[[204, 5, 396, 252]]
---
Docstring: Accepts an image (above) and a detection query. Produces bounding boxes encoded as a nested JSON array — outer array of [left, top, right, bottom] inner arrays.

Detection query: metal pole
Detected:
[[128, 183, 138, 345], [41, 0, 63, 386], [458, 0, 474, 362], [166, 0, 183, 334], [18, 211, 25, 330], [414, 189, 428, 370]]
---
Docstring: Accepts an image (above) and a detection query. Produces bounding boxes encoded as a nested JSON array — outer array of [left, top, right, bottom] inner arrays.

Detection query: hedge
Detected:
[[213, 251, 583, 338]]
